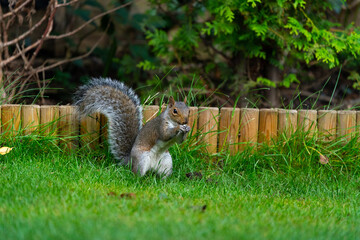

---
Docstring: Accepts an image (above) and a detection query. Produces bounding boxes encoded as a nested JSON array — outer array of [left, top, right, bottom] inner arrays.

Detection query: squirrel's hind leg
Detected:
[[156, 152, 173, 178], [131, 152, 151, 176]]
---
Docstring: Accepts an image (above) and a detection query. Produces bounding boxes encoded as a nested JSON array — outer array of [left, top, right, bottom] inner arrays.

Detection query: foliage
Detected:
[[133, 0, 360, 104]]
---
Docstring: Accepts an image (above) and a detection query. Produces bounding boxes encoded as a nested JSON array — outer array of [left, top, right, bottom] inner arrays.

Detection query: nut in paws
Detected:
[[180, 124, 191, 133]]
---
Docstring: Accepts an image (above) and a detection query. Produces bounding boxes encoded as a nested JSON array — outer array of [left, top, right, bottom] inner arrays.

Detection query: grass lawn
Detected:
[[0, 135, 359, 240]]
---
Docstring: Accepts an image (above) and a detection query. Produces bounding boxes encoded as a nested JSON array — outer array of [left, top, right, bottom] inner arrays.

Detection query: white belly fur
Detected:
[[148, 133, 183, 168]]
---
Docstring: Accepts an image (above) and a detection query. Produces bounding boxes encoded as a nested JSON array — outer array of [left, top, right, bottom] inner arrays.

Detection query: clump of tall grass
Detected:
[[218, 128, 360, 177]]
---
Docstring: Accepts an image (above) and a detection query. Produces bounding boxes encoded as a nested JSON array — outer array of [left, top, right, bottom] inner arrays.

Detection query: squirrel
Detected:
[[74, 77, 191, 177]]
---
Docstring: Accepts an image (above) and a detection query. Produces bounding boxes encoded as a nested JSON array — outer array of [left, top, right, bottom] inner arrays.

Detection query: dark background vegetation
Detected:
[[1, 0, 360, 108]]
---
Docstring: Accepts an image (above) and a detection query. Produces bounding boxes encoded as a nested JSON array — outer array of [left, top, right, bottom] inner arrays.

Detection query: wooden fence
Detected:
[[1, 104, 360, 154]]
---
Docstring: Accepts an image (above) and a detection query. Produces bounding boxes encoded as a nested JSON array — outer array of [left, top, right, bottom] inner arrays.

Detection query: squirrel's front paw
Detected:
[[180, 124, 191, 133]]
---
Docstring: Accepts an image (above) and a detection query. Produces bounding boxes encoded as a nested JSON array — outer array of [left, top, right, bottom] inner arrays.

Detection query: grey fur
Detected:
[[73, 77, 142, 164]]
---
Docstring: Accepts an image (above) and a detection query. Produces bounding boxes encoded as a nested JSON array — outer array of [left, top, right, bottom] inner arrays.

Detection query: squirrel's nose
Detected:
[[183, 118, 188, 125]]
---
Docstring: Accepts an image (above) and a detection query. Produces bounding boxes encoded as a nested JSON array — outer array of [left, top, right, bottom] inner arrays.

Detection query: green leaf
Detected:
[[137, 60, 157, 71], [293, 0, 306, 9], [280, 74, 300, 88], [257, 77, 276, 87], [219, 6, 235, 22], [249, 23, 268, 37], [247, 0, 262, 8]]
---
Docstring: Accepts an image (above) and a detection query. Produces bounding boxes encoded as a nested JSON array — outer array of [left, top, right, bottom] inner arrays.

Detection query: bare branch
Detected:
[[26, 0, 56, 69], [0, 37, 42, 67], [38, 25, 109, 73], [48, 1, 132, 40], [55, 0, 80, 8], [1, 10, 49, 48], [16, 43, 30, 67], [2, 0, 32, 19], [1, 0, 132, 104]]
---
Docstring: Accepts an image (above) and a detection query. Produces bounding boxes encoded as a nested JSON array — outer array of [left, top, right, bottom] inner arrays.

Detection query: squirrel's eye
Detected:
[[173, 109, 178, 114]]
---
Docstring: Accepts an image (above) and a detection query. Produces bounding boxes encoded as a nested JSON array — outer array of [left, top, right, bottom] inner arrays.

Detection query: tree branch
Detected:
[[37, 24, 109, 73], [1, 9, 49, 48], [47, 1, 132, 40], [2, 0, 32, 19], [26, 0, 56, 69], [55, 0, 80, 8]]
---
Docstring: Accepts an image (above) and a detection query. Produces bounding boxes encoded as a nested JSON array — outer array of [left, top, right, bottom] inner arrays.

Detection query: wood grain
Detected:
[[198, 107, 219, 154], [258, 109, 278, 144], [219, 107, 240, 154], [21, 105, 40, 135], [1, 104, 21, 135], [317, 110, 337, 141], [239, 108, 259, 150], [337, 110, 356, 141], [278, 109, 297, 138]]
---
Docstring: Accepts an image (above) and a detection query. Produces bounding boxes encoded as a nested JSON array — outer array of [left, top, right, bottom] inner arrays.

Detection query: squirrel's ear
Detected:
[[168, 96, 175, 107], [183, 96, 187, 104]]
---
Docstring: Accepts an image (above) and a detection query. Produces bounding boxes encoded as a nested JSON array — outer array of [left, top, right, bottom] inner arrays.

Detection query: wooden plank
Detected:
[[188, 107, 198, 137], [258, 109, 278, 144], [100, 114, 108, 144], [298, 110, 317, 136], [317, 110, 337, 141], [337, 110, 356, 141], [143, 105, 160, 124], [59, 106, 79, 149], [278, 109, 297, 138], [40, 105, 59, 136], [198, 107, 219, 154], [80, 111, 100, 149], [219, 107, 240, 154], [21, 105, 40, 135], [1, 104, 21, 135], [239, 108, 259, 151]]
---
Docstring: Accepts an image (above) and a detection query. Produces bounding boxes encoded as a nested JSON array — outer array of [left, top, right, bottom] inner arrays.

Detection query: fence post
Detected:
[[40, 105, 59, 136], [21, 105, 40, 135], [59, 106, 79, 149], [298, 110, 317, 136], [278, 109, 297, 138], [337, 110, 356, 141], [219, 107, 240, 154], [100, 114, 108, 144], [188, 107, 198, 137], [239, 108, 259, 151], [317, 110, 337, 141], [258, 109, 278, 144], [80, 111, 100, 149], [1, 104, 22, 135], [198, 107, 219, 154], [143, 105, 160, 124]]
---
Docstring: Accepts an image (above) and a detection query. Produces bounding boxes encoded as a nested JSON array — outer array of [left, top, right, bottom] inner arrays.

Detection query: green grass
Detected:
[[0, 134, 359, 240]]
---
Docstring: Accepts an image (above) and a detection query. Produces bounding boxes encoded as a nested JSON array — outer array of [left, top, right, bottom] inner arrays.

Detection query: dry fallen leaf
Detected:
[[0, 147, 13, 155], [186, 172, 203, 179], [190, 204, 207, 212], [119, 193, 136, 199], [319, 154, 329, 165], [107, 191, 117, 196]]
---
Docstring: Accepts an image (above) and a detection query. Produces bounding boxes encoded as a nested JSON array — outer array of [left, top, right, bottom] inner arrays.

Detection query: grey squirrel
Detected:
[[74, 77, 190, 177]]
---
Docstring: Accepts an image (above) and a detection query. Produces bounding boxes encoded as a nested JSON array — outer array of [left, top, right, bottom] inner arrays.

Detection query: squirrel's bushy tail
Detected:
[[74, 78, 142, 164]]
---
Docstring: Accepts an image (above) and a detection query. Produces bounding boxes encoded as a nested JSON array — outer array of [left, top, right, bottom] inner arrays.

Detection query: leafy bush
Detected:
[[135, 0, 360, 105]]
